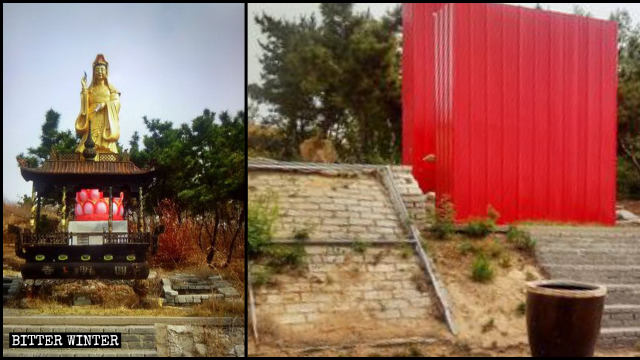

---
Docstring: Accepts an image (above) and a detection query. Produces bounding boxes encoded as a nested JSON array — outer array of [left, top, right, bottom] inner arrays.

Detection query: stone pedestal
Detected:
[[68, 220, 128, 245]]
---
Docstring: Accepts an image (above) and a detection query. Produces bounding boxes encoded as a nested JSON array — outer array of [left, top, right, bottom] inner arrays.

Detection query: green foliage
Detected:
[[457, 240, 476, 255], [618, 150, 640, 199], [516, 302, 526, 316], [471, 254, 494, 283], [17, 109, 79, 168], [351, 239, 370, 254], [16, 109, 79, 206], [248, 195, 279, 258], [130, 109, 245, 213], [248, 194, 306, 278], [250, 4, 403, 162], [481, 318, 495, 333], [293, 227, 311, 241], [128, 109, 246, 264], [400, 243, 413, 259], [250, 264, 275, 287], [264, 244, 307, 268], [431, 198, 456, 240], [525, 271, 537, 281], [611, 9, 640, 199], [484, 238, 504, 258], [506, 226, 536, 252], [463, 219, 495, 238], [463, 205, 498, 238]]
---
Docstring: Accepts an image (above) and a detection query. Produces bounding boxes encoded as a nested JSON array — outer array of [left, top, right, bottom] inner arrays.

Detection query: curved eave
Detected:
[[19, 166, 156, 195]]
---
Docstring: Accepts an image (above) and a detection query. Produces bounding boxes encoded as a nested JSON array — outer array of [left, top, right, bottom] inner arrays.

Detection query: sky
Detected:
[[3, 3, 245, 201], [248, 3, 640, 87]]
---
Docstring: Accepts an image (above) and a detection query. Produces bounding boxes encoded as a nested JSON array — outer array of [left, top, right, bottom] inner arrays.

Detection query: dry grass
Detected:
[[45, 280, 140, 307], [9, 298, 190, 317], [9, 295, 243, 318], [152, 200, 205, 268], [190, 297, 244, 318], [204, 327, 232, 356], [250, 313, 281, 344]]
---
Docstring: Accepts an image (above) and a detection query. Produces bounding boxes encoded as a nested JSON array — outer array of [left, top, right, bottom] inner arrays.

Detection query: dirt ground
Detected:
[[248, 231, 639, 357], [427, 233, 542, 351], [618, 199, 640, 216]]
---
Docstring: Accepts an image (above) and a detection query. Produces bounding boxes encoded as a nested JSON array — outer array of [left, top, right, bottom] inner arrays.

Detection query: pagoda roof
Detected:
[[19, 152, 155, 195]]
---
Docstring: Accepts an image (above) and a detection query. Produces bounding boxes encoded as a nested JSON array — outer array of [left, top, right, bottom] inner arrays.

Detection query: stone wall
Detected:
[[389, 166, 430, 229], [254, 245, 437, 338], [249, 167, 444, 344], [159, 324, 244, 357], [249, 171, 406, 242]]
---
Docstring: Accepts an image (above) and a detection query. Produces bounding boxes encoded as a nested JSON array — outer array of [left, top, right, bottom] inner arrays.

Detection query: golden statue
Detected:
[[75, 54, 121, 155]]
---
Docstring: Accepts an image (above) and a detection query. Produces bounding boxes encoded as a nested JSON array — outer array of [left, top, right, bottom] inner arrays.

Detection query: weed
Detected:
[[481, 318, 495, 333], [485, 238, 504, 258], [516, 302, 526, 316], [351, 239, 369, 254], [457, 240, 476, 255], [525, 271, 537, 281], [250, 265, 274, 287], [506, 226, 536, 253], [248, 193, 279, 258], [265, 244, 307, 269], [463, 218, 495, 238], [471, 254, 494, 283], [420, 239, 429, 252], [292, 227, 311, 241], [400, 243, 414, 259], [431, 197, 456, 240], [498, 254, 512, 268]]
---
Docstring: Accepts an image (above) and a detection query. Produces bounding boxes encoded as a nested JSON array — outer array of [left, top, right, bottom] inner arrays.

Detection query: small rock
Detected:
[[219, 287, 239, 297], [167, 325, 190, 334], [195, 343, 207, 356], [73, 295, 91, 306], [616, 209, 639, 221]]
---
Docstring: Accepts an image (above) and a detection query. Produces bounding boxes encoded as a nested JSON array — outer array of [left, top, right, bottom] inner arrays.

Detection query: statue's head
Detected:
[[92, 54, 109, 82]]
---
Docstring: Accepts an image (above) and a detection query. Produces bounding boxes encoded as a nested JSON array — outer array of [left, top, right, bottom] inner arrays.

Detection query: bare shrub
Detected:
[[152, 199, 204, 269]]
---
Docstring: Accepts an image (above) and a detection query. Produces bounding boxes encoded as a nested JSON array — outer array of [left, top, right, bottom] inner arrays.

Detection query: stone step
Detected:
[[535, 242, 640, 250], [532, 232, 640, 239], [3, 349, 157, 357], [536, 250, 640, 266], [605, 285, 640, 305], [602, 305, 640, 328], [541, 265, 640, 284], [525, 227, 640, 237], [3, 325, 156, 351], [597, 327, 640, 348]]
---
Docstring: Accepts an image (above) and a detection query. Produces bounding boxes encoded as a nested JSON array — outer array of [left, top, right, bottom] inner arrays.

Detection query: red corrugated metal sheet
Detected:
[[403, 4, 444, 192], [404, 3, 618, 224]]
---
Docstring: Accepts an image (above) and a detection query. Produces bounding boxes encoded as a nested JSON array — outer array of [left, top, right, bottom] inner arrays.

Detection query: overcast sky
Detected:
[[3, 3, 244, 201], [248, 3, 640, 87]]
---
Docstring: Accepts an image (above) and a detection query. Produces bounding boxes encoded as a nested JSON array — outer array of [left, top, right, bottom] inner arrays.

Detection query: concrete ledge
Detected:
[[3, 349, 158, 357], [2, 316, 241, 326]]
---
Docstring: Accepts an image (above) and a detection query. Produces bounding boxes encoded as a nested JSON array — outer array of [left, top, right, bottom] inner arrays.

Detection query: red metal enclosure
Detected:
[[403, 3, 443, 192], [403, 3, 618, 224]]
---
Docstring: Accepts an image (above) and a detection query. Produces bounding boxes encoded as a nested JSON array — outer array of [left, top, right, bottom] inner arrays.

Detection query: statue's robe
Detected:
[[75, 82, 120, 154]]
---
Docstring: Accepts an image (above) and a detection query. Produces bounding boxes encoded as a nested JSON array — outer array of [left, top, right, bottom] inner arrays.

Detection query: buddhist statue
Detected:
[[75, 54, 121, 155]]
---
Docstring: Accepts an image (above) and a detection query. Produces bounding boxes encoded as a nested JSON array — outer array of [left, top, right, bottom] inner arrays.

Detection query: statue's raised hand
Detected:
[[81, 71, 88, 90]]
